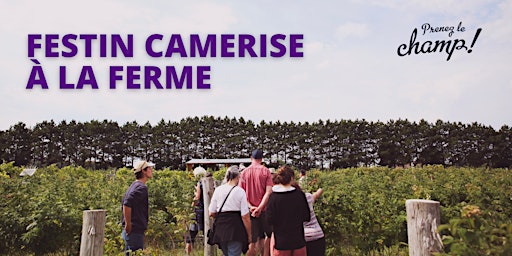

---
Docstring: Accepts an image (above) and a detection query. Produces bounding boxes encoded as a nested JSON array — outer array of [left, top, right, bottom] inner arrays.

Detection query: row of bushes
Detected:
[[0, 163, 196, 255], [1, 163, 511, 255], [307, 166, 512, 255]]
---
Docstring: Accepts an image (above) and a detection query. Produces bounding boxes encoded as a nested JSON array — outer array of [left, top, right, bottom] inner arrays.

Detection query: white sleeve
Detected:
[[239, 188, 249, 216], [209, 190, 218, 213]]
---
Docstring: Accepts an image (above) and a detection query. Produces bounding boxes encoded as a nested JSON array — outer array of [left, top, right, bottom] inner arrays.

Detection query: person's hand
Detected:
[[251, 207, 262, 218], [249, 206, 257, 213], [124, 224, 132, 235]]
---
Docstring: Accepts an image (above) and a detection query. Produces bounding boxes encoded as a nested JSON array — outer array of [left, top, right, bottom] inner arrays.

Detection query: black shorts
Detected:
[[250, 211, 272, 243], [306, 237, 326, 256]]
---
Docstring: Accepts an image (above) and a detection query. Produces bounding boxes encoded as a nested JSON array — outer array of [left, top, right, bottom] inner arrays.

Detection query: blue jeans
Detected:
[[220, 241, 243, 256], [122, 229, 144, 255]]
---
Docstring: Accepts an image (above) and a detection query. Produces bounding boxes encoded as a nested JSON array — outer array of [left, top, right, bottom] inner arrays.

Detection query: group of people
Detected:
[[120, 149, 325, 256]]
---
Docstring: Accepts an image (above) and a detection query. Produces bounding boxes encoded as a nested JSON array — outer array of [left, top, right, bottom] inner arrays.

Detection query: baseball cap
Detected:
[[251, 149, 263, 159], [134, 160, 155, 173]]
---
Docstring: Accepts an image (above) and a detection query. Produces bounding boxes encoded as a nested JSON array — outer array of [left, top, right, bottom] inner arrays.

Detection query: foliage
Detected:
[[213, 167, 227, 182], [436, 205, 512, 256], [1, 118, 511, 170], [0, 161, 19, 178], [1, 164, 511, 255], [0, 164, 195, 255], [307, 166, 512, 255]]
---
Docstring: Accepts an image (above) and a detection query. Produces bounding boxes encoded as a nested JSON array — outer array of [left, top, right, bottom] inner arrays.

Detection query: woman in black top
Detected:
[[266, 165, 310, 256]]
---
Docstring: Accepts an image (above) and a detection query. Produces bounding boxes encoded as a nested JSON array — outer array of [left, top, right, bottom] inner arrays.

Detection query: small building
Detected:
[[185, 158, 251, 171]]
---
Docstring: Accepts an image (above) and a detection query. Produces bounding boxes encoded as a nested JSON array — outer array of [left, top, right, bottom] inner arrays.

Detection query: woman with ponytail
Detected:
[[266, 165, 310, 256]]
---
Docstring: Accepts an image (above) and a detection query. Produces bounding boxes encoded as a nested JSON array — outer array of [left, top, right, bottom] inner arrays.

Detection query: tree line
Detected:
[[0, 116, 511, 170]]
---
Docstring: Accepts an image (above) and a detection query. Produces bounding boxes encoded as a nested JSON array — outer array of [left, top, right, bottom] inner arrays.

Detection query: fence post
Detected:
[[406, 199, 443, 256], [79, 209, 107, 256], [202, 176, 216, 256]]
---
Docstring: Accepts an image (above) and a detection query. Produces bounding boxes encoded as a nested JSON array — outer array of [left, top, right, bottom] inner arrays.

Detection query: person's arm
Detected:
[[123, 205, 132, 234], [208, 191, 218, 217], [252, 185, 272, 217], [242, 213, 252, 243], [248, 203, 257, 214], [238, 189, 252, 242], [312, 188, 323, 203], [192, 183, 201, 207]]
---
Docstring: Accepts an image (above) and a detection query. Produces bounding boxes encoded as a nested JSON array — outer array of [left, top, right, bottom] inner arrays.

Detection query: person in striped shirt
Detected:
[[304, 188, 325, 256]]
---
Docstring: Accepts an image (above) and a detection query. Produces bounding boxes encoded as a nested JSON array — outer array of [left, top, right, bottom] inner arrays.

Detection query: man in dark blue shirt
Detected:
[[122, 160, 154, 255]]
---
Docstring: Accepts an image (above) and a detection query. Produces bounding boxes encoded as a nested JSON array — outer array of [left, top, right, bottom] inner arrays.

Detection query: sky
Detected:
[[1, 0, 511, 131]]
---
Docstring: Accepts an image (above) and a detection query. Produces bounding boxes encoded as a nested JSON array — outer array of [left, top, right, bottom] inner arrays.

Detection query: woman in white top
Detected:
[[208, 166, 252, 256], [304, 188, 325, 256]]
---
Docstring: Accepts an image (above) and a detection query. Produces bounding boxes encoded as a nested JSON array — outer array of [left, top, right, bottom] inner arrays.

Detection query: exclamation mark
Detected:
[[467, 28, 482, 53]]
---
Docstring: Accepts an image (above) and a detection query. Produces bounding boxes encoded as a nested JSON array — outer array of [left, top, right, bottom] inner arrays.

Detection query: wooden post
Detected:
[[202, 176, 216, 256], [406, 199, 443, 256], [79, 209, 107, 256]]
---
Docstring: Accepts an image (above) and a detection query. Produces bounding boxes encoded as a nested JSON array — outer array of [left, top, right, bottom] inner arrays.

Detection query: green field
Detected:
[[1, 163, 511, 255]]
